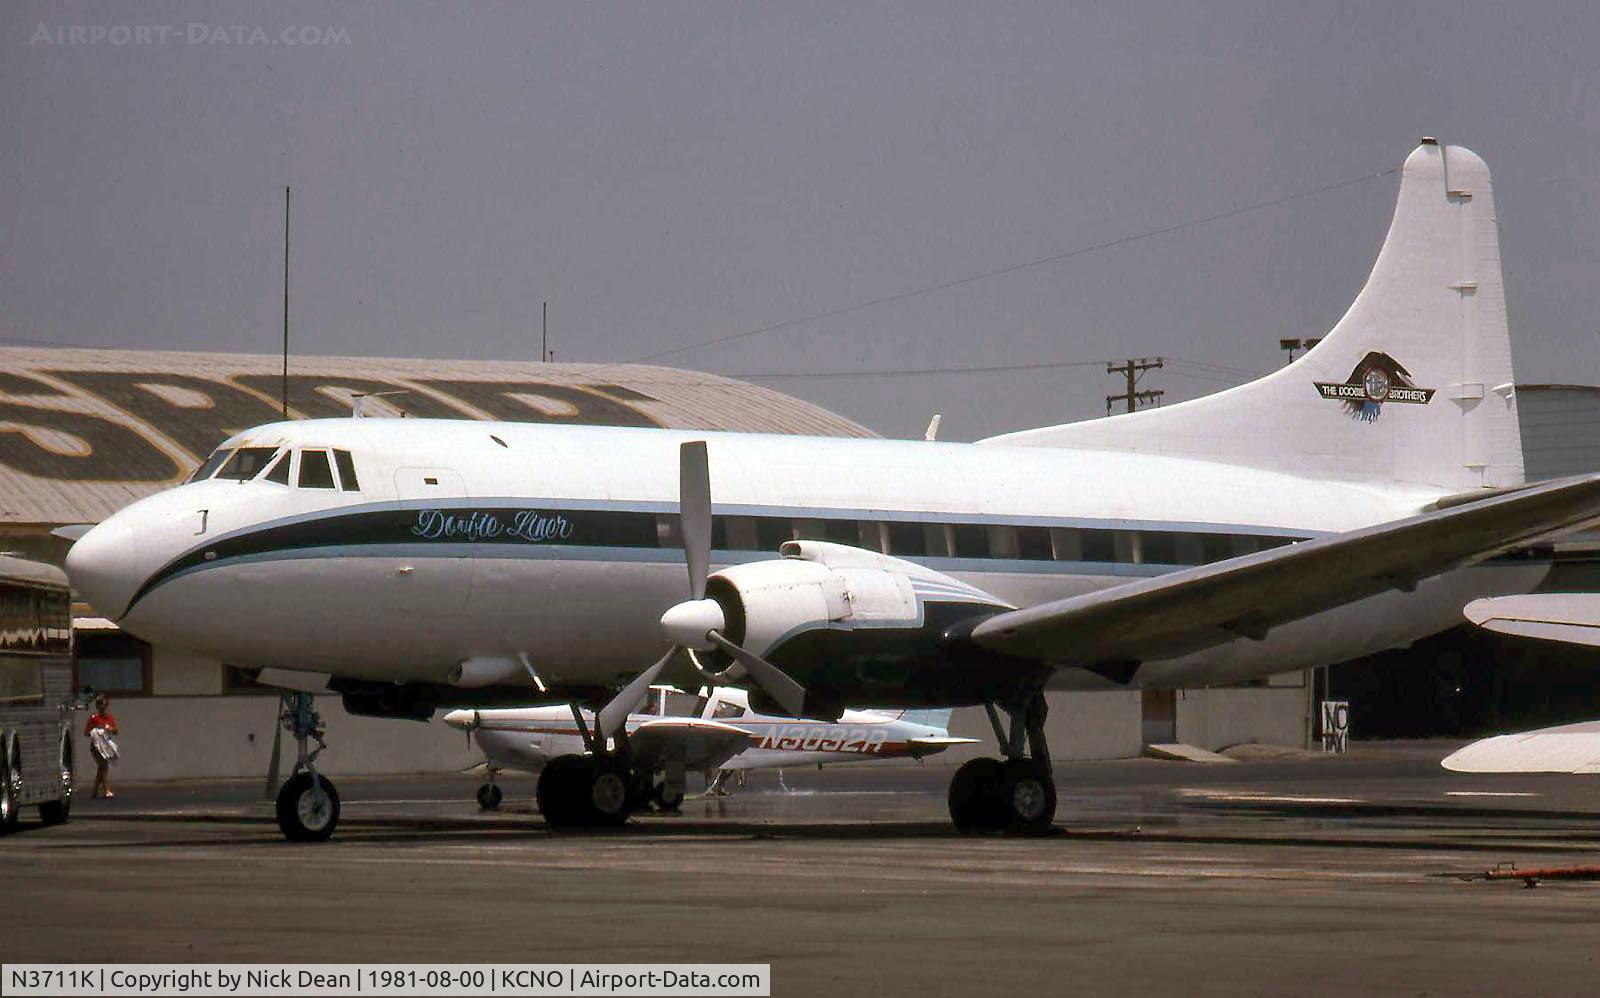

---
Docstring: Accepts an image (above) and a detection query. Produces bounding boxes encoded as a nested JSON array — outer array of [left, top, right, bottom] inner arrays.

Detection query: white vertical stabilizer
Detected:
[[984, 142, 1524, 492]]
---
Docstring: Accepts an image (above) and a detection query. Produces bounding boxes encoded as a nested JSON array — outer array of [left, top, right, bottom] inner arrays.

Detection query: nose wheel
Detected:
[[475, 779, 504, 811], [948, 692, 1057, 834], [273, 693, 341, 842]]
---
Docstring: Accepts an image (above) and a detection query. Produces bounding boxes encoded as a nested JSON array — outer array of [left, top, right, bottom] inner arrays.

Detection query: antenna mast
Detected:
[[281, 185, 290, 418]]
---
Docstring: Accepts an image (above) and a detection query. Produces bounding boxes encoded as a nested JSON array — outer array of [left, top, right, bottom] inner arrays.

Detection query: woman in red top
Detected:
[[84, 695, 119, 798]]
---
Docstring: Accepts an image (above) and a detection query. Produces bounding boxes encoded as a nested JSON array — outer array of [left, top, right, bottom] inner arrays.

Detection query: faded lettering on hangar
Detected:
[[0, 371, 663, 484]]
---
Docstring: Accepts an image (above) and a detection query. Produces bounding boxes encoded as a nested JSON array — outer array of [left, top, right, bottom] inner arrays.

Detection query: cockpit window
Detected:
[[263, 451, 292, 486], [333, 449, 360, 492], [298, 449, 337, 489], [712, 700, 746, 720], [216, 447, 280, 481], [189, 448, 233, 482]]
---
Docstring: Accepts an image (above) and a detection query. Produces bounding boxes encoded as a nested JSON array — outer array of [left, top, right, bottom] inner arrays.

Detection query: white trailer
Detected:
[[0, 556, 76, 831]]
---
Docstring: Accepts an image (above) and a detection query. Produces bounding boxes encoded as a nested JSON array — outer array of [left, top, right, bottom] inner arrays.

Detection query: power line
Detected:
[[588, 165, 1398, 379], [723, 355, 1269, 383], [726, 358, 1111, 380]]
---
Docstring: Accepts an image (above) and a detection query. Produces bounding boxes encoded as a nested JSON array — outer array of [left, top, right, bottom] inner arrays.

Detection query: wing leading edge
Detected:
[[969, 473, 1600, 669]]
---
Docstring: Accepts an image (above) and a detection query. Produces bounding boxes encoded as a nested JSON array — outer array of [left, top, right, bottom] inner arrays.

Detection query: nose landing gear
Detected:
[[273, 693, 340, 842], [475, 769, 504, 811], [947, 692, 1056, 835]]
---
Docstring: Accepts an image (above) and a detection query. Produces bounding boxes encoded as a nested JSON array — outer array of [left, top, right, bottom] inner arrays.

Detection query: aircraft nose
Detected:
[[64, 520, 140, 619]]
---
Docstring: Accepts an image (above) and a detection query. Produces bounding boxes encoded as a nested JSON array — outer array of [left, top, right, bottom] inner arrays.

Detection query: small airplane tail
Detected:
[[899, 707, 955, 731], [985, 140, 1524, 493]]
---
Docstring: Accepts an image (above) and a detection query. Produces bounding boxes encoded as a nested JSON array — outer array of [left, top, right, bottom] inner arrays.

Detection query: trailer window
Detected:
[[216, 447, 280, 481], [0, 660, 43, 704]]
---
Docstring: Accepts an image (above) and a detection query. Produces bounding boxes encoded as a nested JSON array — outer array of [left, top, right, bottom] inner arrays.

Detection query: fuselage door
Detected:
[[390, 466, 472, 613]]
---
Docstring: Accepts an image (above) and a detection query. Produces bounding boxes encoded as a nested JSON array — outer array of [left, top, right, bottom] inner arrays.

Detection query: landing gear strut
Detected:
[[274, 693, 340, 842], [536, 705, 632, 829], [948, 692, 1056, 834]]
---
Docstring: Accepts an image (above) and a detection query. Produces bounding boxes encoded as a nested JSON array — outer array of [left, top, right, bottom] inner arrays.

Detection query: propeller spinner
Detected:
[[596, 441, 807, 738]]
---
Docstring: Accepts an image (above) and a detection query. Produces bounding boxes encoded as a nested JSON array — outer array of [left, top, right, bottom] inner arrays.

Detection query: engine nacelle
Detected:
[[700, 540, 1012, 703]]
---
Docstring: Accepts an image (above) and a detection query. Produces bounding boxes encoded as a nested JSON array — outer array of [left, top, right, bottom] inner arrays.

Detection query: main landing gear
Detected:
[[537, 755, 632, 828], [947, 692, 1057, 835], [274, 693, 340, 842], [536, 705, 633, 829]]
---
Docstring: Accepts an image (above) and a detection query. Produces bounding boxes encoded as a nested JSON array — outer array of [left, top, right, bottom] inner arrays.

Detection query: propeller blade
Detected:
[[597, 647, 679, 740], [261, 697, 283, 800], [680, 441, 713, 600], [706, 631, 807, 718]]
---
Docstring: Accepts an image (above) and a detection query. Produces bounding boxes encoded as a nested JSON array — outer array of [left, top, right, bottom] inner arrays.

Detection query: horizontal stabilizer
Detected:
[[1463, 594, 1600, 648]]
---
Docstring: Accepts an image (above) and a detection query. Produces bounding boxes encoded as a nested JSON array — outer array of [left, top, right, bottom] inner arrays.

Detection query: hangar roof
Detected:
[[0, 346, 874, 527]]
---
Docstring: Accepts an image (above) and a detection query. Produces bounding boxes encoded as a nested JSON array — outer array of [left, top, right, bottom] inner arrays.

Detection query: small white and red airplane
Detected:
[[64, 140, 1600, 840], [444, 686, 973, 814]]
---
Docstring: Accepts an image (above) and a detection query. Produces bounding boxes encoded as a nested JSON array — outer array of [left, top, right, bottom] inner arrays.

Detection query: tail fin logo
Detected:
[[1314, 351, 1435, 422]]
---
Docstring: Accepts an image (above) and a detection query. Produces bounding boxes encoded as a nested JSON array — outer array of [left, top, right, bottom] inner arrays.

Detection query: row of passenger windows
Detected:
[[613, 513, 1300, 566], [192, 447, 361, 492]]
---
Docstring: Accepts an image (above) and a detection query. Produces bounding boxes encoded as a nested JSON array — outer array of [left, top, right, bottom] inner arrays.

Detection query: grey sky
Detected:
[[5, 1, 1600, 440]]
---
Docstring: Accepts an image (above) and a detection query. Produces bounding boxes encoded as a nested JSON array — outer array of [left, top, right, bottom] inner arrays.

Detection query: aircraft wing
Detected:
[[1464, 593, 1600, 647], [907, 735, 981, 757], [1442, 720, 1600, 774], [970, 473, 1600, 669], [629, 717, 753, 772]]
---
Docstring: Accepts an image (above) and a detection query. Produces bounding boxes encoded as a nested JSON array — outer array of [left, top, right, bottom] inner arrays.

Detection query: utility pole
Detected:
[[1105, 357, 1164, 415], [541, 300, 549, 362]]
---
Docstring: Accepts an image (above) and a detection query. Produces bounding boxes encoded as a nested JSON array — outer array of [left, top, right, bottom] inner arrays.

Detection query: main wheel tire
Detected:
[[275, 772, 340, 842], [653, 784, 685, 812], [476, 782, 503, 811], [536, 755, 588, 828], [40, 729, 73, 826], [948, 757, 1007, 833], [0, 735, 18, 833], [537, 756, 632, 829], [587, 759, 631, 827], [1002, 759, 1057, 834]]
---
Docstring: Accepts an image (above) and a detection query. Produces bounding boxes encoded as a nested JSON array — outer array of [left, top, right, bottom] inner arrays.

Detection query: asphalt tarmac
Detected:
[[4, 742, 1598, 996]]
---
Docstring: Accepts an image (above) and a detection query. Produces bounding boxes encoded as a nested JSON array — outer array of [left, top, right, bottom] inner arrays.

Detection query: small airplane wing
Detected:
[[629, 717, 753, 772], [906, 735, 981, 758], [1464, 593, 1600, 647], [1442, 720, 1600, 774], [971, 473, 1600, 669]]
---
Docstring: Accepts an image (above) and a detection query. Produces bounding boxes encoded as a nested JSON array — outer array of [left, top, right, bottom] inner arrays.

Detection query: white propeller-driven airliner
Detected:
[[65, 140, 1600, 840]]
